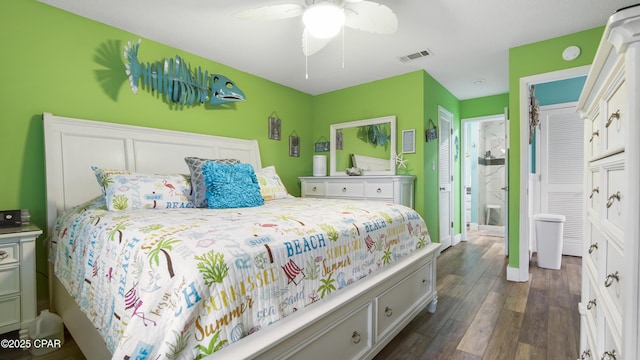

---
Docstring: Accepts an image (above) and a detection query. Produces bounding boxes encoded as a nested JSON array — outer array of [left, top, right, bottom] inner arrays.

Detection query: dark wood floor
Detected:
[[0, 231, 581, 360], [374, 231, 581, 360]]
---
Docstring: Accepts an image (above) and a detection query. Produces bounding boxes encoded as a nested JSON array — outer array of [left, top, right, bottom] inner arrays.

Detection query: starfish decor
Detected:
[[394, 152, 408, 169]]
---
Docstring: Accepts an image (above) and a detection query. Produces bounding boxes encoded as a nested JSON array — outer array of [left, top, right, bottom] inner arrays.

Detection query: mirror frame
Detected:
[[329, 115, 397, 176]]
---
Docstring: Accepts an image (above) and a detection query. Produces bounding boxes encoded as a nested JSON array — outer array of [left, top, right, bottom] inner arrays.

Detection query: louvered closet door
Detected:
[[438, 106, 453, 250], [539, 103, 584, 256]]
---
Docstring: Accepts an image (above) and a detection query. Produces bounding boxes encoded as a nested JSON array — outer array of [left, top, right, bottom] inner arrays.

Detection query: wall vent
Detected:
[[400, 49, 431, 63]]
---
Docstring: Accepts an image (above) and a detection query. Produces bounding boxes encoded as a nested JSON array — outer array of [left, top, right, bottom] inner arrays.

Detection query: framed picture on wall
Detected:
[[268, 114, 281, 140], [402, 129, 416, 153]]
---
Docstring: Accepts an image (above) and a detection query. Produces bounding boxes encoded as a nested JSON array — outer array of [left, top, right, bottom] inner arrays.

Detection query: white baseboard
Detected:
[[452, 234, 462, 246], [469, 223, 479, 231], [562, 241, 582, 257], [506, 265, 529, 282]]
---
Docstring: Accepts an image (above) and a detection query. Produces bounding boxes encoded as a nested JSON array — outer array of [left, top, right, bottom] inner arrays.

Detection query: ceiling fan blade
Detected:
[[233, 4, 304, 21], [302, 28, 331, 56], [343, 1, 398, 34]]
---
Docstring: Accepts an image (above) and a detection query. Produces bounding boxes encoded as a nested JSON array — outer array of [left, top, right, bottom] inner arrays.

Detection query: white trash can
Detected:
[[534, 213, 566, 269]]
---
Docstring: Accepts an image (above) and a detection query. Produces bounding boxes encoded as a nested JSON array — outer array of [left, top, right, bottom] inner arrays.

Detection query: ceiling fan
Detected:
[[234, 0, 398, 56]]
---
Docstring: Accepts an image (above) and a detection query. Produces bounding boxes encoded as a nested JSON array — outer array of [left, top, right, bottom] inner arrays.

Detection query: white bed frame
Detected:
[[43, 112, 439, 360]]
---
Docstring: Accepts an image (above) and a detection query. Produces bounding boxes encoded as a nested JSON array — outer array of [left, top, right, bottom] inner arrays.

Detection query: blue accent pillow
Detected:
[[202, 162, 264, 209]]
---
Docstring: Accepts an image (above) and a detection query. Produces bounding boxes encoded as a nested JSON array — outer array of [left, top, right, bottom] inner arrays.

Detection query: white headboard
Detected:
[[43, 112, 262, 231]]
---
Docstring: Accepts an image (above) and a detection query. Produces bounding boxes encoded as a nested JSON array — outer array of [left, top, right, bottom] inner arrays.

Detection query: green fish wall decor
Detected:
[[124, 39, 246, 106]]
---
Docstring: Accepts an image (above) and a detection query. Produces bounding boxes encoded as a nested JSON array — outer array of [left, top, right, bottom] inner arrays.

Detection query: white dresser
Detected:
[[299, 176, 416, 208], [0, 224, 42, 339], [576, 5, 640, 360]]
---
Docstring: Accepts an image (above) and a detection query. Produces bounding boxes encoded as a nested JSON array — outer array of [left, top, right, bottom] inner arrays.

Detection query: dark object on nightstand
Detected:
[[0, 209, 22, 227]]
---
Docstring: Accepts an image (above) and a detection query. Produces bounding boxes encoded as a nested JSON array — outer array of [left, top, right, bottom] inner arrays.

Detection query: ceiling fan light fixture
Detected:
[[303, 3, 345, 39]]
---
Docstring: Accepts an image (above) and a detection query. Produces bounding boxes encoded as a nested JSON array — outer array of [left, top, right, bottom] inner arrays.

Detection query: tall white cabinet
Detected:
[[576, 5, 640, 359]]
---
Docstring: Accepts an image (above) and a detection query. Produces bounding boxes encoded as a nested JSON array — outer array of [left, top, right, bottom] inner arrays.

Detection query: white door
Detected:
[[438, 106, 454, 250], [503, 107, 510, 255], [539, 103, 584, 256]]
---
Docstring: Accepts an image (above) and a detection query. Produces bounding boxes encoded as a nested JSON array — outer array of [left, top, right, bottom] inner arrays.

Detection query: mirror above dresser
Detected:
[[329, 115, 396, 176]]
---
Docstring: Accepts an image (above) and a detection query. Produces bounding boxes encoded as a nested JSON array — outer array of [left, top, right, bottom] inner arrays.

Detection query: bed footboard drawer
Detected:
[[288, 302, 372, 360], [375, 260, 434, 340]]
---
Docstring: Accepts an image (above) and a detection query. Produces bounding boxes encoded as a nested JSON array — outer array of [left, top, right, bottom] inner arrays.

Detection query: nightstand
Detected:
[[0, 224, 42, 339]]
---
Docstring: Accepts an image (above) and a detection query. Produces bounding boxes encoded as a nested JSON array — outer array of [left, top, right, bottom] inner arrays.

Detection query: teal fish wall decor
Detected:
[[124, 39, 246, 106]]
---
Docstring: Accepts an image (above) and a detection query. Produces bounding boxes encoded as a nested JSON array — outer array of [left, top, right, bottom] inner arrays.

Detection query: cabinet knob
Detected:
[[342, 187, 347, 192], [588, 243, 598, 254], [601, 349, 617, 360], [377, 187, 382, 193], [0, 250, 6, 260], [606, 191, 621, 208], [586, 298, 596, 310], [351, 331, 361, 344], [589, 187, 599, 199], [605, 110, 620, 129], [312, 186, 317, 192], [385, 306, 393, 317], [604, 271, 620, 287], [589, 130, 599, 143]]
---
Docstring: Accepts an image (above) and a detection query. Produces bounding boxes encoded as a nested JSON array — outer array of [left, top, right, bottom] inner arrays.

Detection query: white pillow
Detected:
[[254, 166, 291, 201]]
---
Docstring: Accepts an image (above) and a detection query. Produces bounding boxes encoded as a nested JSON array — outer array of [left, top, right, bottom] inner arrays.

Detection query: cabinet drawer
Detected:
[[602, 161, 625, 241], [364, 182, 393, 199], [587, 110, 601, 159], [327, 182, 365, 198], [288, 302, 372, 360], [601, 320, 621, 360], [603, 79, 627, 155], [586, 223, 602, 273], [0, 296, 20, 329], [602, 239, 624, 318], [0, 242, 19, 266], [302, 181, 326, 196], [0, 266, 20, 296], [587, 166, 600, 217], [376, 261, 433, 340]]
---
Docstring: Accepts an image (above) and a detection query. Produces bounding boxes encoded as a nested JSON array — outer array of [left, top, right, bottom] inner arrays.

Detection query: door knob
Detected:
[[439, 187, 445, 191]]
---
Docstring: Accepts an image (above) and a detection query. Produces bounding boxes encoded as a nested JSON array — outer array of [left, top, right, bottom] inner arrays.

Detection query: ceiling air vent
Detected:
[[400, 49, 431, 63]]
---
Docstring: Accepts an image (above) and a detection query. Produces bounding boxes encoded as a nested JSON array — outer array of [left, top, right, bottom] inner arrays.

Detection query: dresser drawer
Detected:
[[601, 319, 621, 360], [0, 266, 20, 296], [0, 242, 19, 266], [587, 109, 601, 159], [376, 261, 434, 340], [602, 239, 624, 319], [602, 159, 625, 241], [327, 182, 365, 198], [587, 166, 600, 217], [586, 223, 602, 272], [288, 302, 372, 360], [302, 181, 326, 196], [0, 296, 21, 330], [603, 79, 627, 155], [364, 182, 393, 199]]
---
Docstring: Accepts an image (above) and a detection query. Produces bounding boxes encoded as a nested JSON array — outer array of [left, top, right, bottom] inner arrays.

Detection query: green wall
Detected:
[[461, 93, 509, 119], [1, 0, 313, 300], [507, 27, 603, 268]]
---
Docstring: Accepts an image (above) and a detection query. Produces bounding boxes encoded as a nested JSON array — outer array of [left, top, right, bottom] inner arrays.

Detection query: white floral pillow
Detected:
[[254, 166, 291, 201], [92, 166, 194, 211]]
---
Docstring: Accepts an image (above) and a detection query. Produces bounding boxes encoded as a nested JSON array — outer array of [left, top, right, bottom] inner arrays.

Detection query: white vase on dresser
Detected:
[[299, 176, 416, 208], [576, 5, 640, 359]]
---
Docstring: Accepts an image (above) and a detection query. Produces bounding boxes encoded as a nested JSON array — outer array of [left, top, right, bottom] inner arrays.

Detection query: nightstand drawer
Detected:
[[0, 266, 20, 296], [327, 182, 365, 197], [364, 182, 393, 198], [0, 242, 19, 265], [0, 296, 20, 329]]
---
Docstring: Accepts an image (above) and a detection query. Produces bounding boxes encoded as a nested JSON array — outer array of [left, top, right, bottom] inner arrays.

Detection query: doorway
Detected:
[[438, 106, 454, 251], [462, 114, 508, 253]]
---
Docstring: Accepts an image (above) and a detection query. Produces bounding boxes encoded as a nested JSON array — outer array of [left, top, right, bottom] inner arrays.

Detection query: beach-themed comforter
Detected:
[[50, 197, 431, 359]]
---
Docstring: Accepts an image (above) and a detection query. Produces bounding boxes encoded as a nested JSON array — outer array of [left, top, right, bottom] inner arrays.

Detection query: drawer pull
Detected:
[[589, 187, 599, 199], [606, 191, 621, 208], [422, 279, 429, 286], [342, 187, 347, 192], [0, 250, 7, 260], [385, 306, 393, 317], [580, 349, 591, 359], [376, 187, 382, 193], [605, 110, 620, 128], [589, 130, 599, 142], [312, 186, 317, 192], [586, 298, 596, 310], [588, 243, 598, 254], [604, 271, 620, 287], [601, 349, 616, 360], [351, 331, 361, 344]]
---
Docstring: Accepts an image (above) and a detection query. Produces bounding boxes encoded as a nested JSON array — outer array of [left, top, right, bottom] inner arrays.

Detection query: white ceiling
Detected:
[[39, 0, 638, 100]]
